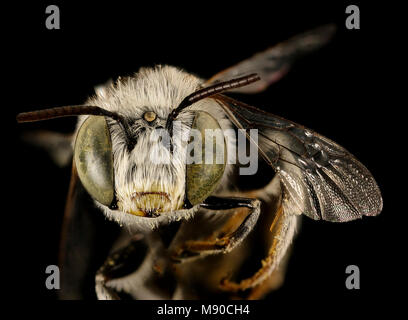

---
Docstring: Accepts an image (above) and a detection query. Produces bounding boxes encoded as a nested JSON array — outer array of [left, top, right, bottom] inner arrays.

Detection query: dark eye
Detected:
[[74, 116, 115, 206], [186, 111, 226, 205]]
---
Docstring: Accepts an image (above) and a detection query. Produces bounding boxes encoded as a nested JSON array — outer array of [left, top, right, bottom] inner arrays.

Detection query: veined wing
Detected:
[[214, 95, 383, 222]]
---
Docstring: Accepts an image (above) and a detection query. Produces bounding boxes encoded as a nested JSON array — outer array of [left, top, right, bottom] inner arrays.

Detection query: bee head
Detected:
[[78, 67, 232, 220], [17, 66, 259, 226]]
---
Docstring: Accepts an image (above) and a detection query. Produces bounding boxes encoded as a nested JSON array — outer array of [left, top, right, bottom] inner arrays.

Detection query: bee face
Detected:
[[74, 66, 234, 224], [110, 109, 193, 218]]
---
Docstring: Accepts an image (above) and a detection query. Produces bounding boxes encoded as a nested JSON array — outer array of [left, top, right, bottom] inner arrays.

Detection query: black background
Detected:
[[6, 0, 400, 315]]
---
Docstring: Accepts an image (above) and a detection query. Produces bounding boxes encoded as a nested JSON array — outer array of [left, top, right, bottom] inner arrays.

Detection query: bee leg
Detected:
[[171, 196, 261, 262], [219, 204, 298, 292], [245, 249, 291, 299], [95, 237, 147, 300]]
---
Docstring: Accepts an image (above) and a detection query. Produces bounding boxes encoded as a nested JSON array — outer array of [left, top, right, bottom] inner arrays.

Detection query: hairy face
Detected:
[[108, 106, 194, 217], [74, 66, 235, 229]]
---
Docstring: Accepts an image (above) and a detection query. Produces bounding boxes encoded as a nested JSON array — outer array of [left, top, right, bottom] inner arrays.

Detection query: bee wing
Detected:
[[214, 95, 383, 222], [59, 161, 120, 299], [206, 24, 336, 94], [21, 130, 73, 167]]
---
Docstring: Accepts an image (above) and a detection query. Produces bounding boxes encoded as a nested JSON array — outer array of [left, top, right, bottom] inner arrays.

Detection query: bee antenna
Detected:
[[165, 73, 260, 134], [16, 105, 135, 149]]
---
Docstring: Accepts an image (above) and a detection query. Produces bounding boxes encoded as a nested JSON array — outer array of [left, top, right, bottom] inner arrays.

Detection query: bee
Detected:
[[17, 25, 382, 300]]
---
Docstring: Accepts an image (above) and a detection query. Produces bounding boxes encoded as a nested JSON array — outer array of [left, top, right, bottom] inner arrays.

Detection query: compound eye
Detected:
[[186, 111, 226, 206], [74, 116, 114, 206]]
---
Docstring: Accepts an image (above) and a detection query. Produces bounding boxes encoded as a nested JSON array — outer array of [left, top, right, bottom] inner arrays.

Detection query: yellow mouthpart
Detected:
[[118, 192, 173, 217]]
